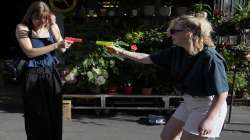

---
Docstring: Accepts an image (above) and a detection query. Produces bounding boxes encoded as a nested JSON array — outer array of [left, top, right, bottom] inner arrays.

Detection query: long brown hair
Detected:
[[21, 1, 51, 29]]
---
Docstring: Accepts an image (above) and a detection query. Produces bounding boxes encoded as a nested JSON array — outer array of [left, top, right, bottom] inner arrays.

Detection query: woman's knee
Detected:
[[181, 130, 209, 140], [160, 126, 183, 140], [160, 117, 184, 140]]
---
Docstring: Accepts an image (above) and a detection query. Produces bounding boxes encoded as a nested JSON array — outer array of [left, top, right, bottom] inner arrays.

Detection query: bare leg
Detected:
[[160, 116, 184, 140], [181, 130, 209, 140]]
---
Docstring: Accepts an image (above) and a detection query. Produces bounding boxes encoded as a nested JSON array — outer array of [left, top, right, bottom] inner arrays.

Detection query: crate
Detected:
[[63, 100, 72, 120]]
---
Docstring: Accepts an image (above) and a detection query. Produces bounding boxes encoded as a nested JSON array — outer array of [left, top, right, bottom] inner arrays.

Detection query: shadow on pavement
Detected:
[[223, 129, 250, 133], [0, 84, 23, 113], [225, 122, 250, 125]]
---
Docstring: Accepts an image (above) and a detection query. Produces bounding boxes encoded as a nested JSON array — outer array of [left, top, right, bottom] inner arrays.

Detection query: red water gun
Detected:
[[64, 37, 83, 43]]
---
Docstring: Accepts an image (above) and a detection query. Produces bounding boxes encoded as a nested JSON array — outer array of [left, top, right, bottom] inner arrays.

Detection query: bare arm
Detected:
[[49, 13, 63, 42], [16, 24, 65, 58], [206, 92, 228, 120], [49, 13, 68, 53], [198, 92, 228, 135], [112, 47, 154, 64]]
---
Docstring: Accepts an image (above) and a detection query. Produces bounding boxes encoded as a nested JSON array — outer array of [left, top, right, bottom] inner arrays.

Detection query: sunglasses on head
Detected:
[[170, 29, 184, 35]]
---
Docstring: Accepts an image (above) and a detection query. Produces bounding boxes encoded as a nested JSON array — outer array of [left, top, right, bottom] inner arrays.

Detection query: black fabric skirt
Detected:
[[21, 66, 62, 140]]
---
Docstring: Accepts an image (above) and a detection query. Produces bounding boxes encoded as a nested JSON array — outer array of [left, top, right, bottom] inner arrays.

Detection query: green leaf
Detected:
[[87, 71, 94, 81]]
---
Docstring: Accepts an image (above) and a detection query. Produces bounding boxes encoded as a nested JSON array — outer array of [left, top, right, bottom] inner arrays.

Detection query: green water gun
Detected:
[[96, 41, 129, 48]]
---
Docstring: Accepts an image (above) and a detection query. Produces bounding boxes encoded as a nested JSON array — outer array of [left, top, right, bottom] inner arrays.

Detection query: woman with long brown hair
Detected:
[[15, 1, 71, 140]]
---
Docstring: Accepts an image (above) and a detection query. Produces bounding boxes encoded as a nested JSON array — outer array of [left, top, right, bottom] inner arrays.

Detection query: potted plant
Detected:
[[135, 64, 158, 95], [159, 0, 173, 17], [227, 71, 249, 98], [77, 48, 122, 93], [229, 43, 250, 61], [143, 1, 156, 16], [123, 28, 167, 53], [121, 28, 168, 95], [105, 60, 120, 95], [233, 0, 250, 28], [191, 2, 212, 17], [220, 47, 250, 98]]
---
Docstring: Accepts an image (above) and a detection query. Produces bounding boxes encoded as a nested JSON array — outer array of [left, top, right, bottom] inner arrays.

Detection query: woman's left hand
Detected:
[[198, 118, 213, 136], [64, 41, 73, 48]]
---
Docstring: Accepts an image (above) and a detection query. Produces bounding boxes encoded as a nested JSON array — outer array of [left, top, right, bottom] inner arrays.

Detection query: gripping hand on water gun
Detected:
[[95, 41, 152, 64], [95, 41, 120, 54], [58, 37, 83, 52]]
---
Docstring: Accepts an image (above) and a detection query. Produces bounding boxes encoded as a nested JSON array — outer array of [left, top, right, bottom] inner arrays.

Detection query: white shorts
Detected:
[[172, 94, 227, 138]]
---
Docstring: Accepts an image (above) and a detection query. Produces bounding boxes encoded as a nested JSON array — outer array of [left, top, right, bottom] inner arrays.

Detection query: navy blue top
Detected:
[[150, 46, 229, 96], [25, 34, 59, 68]]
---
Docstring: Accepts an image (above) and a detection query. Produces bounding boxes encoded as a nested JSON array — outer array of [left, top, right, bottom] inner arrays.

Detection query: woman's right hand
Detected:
[[107, 46, 122, 55], [56, 40, 72, 49], [54, 41, 73, 53]]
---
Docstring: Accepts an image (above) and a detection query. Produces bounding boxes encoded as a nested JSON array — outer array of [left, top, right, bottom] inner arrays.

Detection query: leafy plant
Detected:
[[124, 31, 144, 45], [123, 28, 167, 53], [191, 2, 212, 18], [233, 0, 250, 23], [220, 47, 249, 94], [63, 39, 124, 92], [227, 70, 248, 92], [236, 43, 250, 52], [118, 28, 168, 88], [77, 47, 121, 88]]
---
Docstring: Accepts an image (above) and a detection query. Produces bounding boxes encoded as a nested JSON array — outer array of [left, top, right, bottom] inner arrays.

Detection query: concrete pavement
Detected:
[[0, 85, 250, 140]]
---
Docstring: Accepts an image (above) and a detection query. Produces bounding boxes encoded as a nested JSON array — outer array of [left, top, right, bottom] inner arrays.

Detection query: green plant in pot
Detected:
[[191, 2, 212, 17], [215, 0, 250, 35], [76, 46, 121, 93], [221, 47, 249, 98], [121, 28, 168, 95], [227, 70, 249, 98], [230, 43, 250, 62], [135, 64, 158, 95], [117, 59, 136, 95], [123, 28, 167, 53], [233, 0, 250, 28]]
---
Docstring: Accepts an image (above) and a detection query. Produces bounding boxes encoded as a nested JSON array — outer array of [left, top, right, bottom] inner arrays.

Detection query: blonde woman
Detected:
[[108, 13, 228, 140], [15, 1, 72, 140]]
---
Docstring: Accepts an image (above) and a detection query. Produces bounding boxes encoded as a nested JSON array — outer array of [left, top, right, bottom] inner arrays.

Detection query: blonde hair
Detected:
[[21, 1, 51, 29], [167, 12, 215, 53]]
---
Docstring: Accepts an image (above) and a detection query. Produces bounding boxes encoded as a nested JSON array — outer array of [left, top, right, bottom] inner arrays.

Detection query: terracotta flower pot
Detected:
[[124, 86, 133, 95], [142, 87, 152, 95], [107, 84, 118, 95]]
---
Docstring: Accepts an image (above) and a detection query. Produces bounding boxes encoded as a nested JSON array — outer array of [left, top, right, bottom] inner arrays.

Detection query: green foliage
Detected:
[[213, 0, 250, 34], [123, 28, 167, 53], [237, 43, 250, 52], [227, 70, 248, 91], [220, 47, 249, 92], [191, 3, 212, 17], [118, 28, 169, 88], [233, 0, 250, 23]]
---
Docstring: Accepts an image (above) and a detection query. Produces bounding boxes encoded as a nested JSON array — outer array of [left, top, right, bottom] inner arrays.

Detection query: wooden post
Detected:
[[63, 100, 72, 120]]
